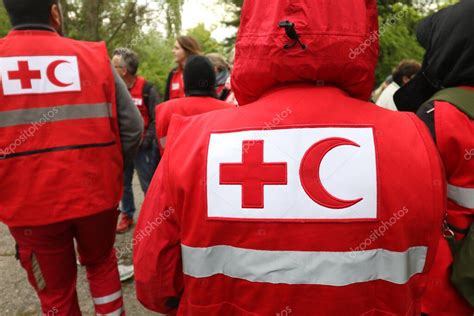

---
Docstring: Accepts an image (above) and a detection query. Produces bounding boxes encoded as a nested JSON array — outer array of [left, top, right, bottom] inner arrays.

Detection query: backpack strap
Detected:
[[142, 81, 153, 107], [428, 87, 474, 119]]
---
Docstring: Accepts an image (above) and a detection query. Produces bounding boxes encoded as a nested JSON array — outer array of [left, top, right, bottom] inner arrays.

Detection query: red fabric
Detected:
[[0, 30, 123, 227], [155, 96, 232, 155], [169, 69, 185, 100], [135, 85, 445, 315], [421, 96, 474, 315], [9, 209, 123, 316], [129, 76, 150, 131], [232, 0, 379, 105]]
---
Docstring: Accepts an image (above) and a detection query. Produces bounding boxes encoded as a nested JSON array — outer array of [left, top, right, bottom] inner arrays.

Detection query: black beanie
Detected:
[[184, 55, 216, 97], [3, 0, 56, 26]]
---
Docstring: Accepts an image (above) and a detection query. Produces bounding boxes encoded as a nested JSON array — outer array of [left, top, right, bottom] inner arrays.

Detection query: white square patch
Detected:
[[206, 127, 378, 221], [0, 56, 81, 95]]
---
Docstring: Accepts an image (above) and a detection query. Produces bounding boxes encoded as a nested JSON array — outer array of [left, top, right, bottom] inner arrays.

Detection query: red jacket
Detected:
[[156, 96, 232, 155], [134, 1, 445, 315], [165, 68, 185, 101], [421, 93, 474, 316], [0, 30, 123, 227], [129, 76, 151, 131]]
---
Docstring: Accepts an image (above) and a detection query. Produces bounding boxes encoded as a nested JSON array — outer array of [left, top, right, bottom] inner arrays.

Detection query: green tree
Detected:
[[376, 3, 426, 84], [134, 31, 175, 95], [62, 0, 183, 49], [186, 23, 224, 54], [0, 5, 11, 37]]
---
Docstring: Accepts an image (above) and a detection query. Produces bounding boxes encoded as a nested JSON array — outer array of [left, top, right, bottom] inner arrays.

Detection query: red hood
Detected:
[[232, 0, 379, 105]]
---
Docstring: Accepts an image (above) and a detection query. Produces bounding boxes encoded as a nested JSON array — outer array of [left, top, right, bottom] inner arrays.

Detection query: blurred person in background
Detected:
[[156, 55, 233, 155], [112, 48, 160, 234], [376, 59, 421, 111], [164, 36, 201, 101], [207, 53, 231, 100], [371, 75, 393, 103], [0, 0, 143, 314]]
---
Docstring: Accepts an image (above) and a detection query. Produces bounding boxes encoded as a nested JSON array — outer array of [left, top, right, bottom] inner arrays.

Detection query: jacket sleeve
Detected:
[[133, 124, 183, 314], [113, 65, 144, 167], [144, 85, 160, 145], [164, 69, 175, 102]]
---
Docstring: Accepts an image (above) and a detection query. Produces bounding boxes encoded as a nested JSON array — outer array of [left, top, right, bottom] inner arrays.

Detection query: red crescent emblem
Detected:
[[47, 60, 73, 87], [300, 137, 363, 209]]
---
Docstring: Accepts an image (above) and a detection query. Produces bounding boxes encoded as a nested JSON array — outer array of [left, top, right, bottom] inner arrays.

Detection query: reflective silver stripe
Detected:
[[0, 103, 112, 128], [93, 290, 122, 305], [97, 306, 124, 316], [448, 184, 474, 209], [182, 244, 427, 286], [160, 136, 167, 149]]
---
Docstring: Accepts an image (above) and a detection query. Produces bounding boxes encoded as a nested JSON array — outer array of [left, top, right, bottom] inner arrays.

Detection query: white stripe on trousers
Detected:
[[93, 290, 122, 305], [97, 306, 124, 316]]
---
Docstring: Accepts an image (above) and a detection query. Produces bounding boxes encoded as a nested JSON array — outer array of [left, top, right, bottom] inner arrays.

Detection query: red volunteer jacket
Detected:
[[129, 76, 150, 131], [421, 95, 474, 316], [134, 0, 445, 315], [0, 30, 123, 227], [155, 96, 233, 155], [167, 68, 185, 100], [135, 86, 445, 316]]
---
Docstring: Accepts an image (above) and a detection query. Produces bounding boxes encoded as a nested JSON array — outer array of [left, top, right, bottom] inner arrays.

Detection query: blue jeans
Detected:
[[121, 144, 159, 218]]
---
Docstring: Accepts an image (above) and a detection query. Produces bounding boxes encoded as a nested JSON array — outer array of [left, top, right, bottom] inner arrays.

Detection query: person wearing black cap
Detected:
[[155, 55, 233, 155], [394, 2, 474, 315], [0, 0, 143, 315]]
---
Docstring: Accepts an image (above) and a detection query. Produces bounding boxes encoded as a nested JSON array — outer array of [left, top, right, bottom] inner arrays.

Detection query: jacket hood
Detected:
[[232, 0, 379, 106], [395, 1, 474, 112]]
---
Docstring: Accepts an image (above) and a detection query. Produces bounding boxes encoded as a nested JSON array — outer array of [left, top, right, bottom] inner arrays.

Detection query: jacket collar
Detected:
[[11, 24, 57, 33]]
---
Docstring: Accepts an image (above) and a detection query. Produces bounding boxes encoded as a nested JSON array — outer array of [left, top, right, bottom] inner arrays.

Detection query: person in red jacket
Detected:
[[0, 0, 143, 315], [156, 55, 233, 155], [112, 48, 160, 234], [134, 0, 445, 315], [394, 2, 474, 314], [164, 36, 202, 101]]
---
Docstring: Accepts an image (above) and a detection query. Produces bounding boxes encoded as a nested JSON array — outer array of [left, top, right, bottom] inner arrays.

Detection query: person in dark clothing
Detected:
[[395, 2, 474, 315], [156, 55, 232, 154]]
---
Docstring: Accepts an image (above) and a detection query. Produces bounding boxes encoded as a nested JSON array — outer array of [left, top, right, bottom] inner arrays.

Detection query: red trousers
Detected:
[[9, 209, 124, 316]]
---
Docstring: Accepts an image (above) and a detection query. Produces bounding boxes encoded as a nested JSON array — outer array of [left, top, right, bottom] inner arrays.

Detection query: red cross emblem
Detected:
[[220, 140, 287, 208], [8, 61, 41, 89]]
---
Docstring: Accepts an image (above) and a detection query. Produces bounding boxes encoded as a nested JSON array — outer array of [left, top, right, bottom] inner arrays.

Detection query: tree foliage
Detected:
[[376, 3, 426, 84], [187, 23, 224, 54], [0, 5, 10, 38]]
